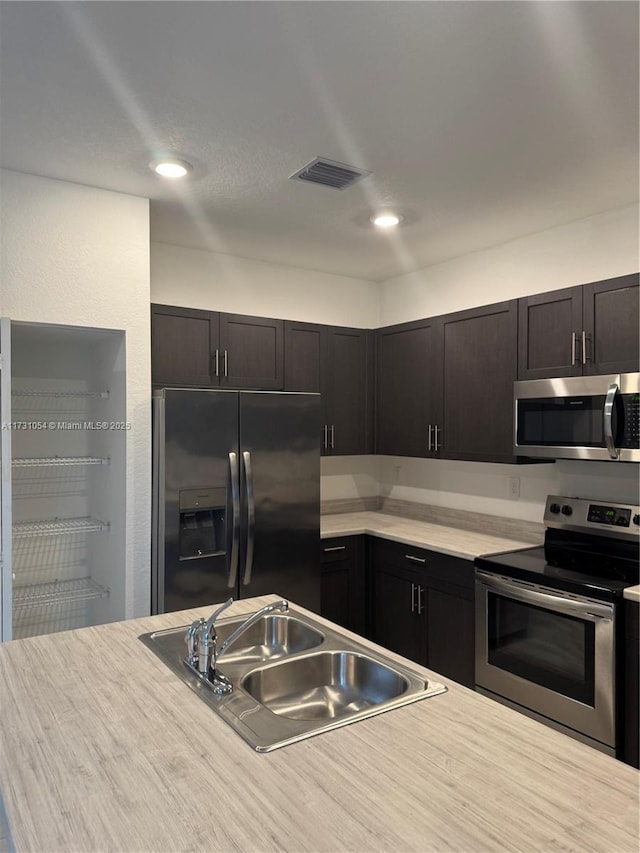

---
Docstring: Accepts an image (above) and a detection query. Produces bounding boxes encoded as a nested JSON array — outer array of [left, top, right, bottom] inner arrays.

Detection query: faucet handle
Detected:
[[185, 617, 204, 666], [205, 597, 234, 636]]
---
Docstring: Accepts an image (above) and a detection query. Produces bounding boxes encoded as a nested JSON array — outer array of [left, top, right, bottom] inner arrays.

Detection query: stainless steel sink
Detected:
[[139, 607, 446, 752], [212, 613, 324, 664], [243, 651, 409, 721]]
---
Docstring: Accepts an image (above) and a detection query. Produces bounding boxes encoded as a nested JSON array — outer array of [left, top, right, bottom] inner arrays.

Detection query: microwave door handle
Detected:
[[603, 383, 620, 460]]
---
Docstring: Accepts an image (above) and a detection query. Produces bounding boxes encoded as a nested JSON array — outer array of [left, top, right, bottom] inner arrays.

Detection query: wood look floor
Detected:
[[0, 596, 638, 852]]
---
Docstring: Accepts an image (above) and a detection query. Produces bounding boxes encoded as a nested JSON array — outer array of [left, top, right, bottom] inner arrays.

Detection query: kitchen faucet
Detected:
[[185, 598, 289, 694]]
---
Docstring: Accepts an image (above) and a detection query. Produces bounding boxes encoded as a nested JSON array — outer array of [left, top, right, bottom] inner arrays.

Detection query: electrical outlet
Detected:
[[509, 477, 520, 499]]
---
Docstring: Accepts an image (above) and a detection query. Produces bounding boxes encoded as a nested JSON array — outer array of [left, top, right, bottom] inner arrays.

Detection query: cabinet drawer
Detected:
[[321, 536, 357, 565], [372, 537, 473, 590]]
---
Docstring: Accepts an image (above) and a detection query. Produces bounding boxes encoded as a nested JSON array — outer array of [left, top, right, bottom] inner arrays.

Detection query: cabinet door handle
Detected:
[[411, 583, 417, 613], [322, 424, 328, 450], [582, 331, 589, 364], [434, 425, 441, 452], [405, 554, 426, 564], [571, 332, 576, 366], [224, 349, 228, 377], [213, 349, 220, 377], [427, 424, 433, 452], [330, 425, 335, 450], [323, 545, 346, 552], [416, 585, 424, 616]]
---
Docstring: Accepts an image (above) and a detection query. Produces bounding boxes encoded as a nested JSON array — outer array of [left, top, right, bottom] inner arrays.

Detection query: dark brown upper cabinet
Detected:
[[151, 304, 283, 390], [582, 274, 639, 375], [375, 318, 439, 457], [324, 327, 373, 456], [518, 274, 639, 380], [375, 302, 518, 463], [517, 287, 583, 380], [218, 313, 283, 389], [284, 321, 373, 456], [439, 300, 519, 463], [151, 304, 218, 387], [284, 320, 323, 393]]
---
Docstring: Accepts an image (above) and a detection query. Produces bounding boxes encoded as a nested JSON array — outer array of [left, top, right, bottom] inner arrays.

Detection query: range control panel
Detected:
[[587, 504, 631, 527], [544, 495, 640, 540]]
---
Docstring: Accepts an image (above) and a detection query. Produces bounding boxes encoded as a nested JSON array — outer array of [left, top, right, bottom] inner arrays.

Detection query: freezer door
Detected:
[[153, 389, 239, 614], [238, 392, 321, 612]]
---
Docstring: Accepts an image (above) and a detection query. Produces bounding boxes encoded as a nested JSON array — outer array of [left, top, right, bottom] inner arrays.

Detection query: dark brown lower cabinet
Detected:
[[370, 538, 475, 688], [426, 585, 474, 689], [371, 557, 428, 665], [320, 536, 366, 636], [622, 600, 639, 769]]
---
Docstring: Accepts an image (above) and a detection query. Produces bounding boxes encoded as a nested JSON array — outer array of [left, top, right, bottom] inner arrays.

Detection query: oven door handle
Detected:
[[475, 572, 614, 622]]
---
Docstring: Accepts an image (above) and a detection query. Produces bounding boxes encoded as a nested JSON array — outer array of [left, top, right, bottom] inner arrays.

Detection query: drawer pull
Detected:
[[324, 545, 346, 552], [405, 554, 426, 564]]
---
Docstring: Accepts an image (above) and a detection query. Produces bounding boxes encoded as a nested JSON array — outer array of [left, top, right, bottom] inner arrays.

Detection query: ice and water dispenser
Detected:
[[178, 488, 226, 560]]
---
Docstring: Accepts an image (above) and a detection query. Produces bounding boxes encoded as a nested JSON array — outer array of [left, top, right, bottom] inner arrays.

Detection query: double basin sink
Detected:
[[139, 606, 446, 751]]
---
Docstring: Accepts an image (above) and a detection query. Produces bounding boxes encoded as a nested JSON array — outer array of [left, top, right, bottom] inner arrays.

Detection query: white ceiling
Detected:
[[1, 1, 638, 282]]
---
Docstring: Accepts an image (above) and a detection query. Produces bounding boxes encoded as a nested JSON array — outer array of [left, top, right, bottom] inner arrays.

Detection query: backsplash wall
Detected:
[[321, 456, 639, 522]]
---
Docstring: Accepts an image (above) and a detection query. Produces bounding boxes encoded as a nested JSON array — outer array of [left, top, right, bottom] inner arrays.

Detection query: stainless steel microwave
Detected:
[[514, 373, 640, 461]]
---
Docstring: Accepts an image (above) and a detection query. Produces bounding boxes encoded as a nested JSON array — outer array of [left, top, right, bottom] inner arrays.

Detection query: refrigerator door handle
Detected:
[[242, 450, 256, 586], [228, 451, 241, 588]]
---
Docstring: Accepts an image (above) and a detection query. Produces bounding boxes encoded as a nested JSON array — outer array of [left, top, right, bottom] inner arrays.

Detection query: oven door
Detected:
[[475, 571, 616, 748]]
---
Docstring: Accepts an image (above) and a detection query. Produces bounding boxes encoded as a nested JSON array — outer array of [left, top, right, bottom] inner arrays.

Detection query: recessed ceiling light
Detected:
[[371, 212, 403, 229], [149, 158, 192, 179]]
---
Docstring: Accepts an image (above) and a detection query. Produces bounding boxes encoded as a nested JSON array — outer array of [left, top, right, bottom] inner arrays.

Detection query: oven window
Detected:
[[488, 594, 595, 705], [516, 396, 608, 447]]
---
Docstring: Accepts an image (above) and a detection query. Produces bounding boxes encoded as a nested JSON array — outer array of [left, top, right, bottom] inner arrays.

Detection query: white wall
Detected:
[[151, 241, 380, 328], [0, 169, 151, 619], [379, 204, 639, 325], [326, 204, 640, 522], [322, 455, 639, 523]]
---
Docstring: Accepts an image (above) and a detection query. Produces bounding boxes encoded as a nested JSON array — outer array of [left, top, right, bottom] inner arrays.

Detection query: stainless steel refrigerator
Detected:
[[152, 388, 321, 614]]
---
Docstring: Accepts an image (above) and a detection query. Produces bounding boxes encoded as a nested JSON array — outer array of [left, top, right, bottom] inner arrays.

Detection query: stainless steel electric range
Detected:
[[475, 494, 639, 756]]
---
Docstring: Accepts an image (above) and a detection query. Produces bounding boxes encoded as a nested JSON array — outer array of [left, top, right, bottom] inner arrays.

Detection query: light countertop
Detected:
[[624, 585, 640, 602], [1, 596, 637, 853], [321, 510, 537, 560]]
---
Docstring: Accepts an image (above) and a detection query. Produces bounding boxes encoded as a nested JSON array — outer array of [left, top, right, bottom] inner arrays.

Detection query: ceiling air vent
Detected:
[[289, 157, 371, 190]]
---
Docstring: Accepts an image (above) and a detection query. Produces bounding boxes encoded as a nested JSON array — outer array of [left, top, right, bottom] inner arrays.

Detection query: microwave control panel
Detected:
[[621, 393, 640, 449]]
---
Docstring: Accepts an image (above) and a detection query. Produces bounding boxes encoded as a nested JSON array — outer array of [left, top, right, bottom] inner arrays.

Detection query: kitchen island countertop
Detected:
[[1, 596, 638, 853]]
